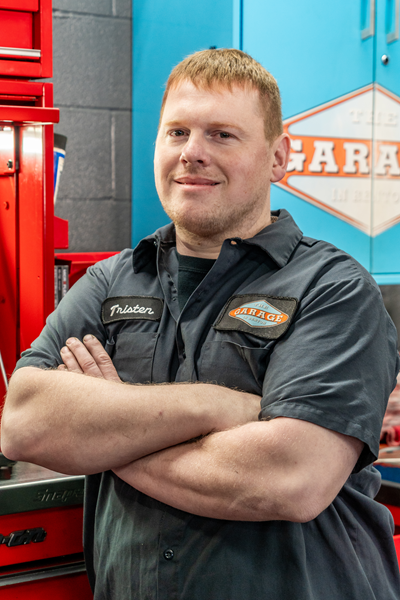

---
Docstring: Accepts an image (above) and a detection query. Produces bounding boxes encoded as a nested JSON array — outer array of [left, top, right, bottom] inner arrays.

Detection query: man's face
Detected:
[[154, 80, 284, 249]]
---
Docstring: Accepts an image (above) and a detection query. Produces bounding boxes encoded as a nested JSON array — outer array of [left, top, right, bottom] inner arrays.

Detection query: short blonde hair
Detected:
[[159, 48, 283, 142]]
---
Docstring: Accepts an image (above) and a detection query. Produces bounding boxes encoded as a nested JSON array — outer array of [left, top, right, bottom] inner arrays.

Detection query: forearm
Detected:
[[1, 367, 259, 475], [113, 418, 363, 522]]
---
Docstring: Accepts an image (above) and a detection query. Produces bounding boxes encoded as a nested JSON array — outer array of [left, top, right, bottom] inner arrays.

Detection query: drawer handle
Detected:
[[0, 47, 41, 59], [387, 0, 400, 43], [361, 0, 376, 39]]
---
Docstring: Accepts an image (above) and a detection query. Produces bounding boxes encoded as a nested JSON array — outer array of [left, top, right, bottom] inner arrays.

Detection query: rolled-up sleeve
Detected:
[[15, 252, 125, 371], [260, 273, 400, 471]]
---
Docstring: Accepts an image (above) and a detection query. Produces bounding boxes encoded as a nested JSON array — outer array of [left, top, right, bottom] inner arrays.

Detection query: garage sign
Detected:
[[277, 85, 400, 236]]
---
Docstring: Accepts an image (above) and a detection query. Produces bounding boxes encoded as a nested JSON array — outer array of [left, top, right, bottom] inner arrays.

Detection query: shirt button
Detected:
[[163, 549, 174, 560]]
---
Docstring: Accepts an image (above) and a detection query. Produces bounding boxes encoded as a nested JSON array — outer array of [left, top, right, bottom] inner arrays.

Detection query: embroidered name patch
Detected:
[[102, 296, 163, 324], [214, 295, 298, 340]]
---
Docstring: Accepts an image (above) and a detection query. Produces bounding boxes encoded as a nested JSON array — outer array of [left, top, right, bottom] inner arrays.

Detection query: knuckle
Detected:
[[67, 338, 80, 348], [81, 358, 96, 371], [97, 352, 112, 366]]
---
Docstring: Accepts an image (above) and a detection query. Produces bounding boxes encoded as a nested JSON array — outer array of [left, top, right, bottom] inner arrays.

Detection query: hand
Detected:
[[212, 387, 261, 432], [58, 335, 121, 383]]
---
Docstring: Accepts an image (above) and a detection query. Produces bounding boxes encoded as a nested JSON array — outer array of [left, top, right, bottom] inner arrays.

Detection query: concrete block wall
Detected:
[[49, 0, 131, 252]]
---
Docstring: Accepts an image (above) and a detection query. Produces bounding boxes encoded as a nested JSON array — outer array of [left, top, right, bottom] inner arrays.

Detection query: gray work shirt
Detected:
[[17, 209, 400, 599]]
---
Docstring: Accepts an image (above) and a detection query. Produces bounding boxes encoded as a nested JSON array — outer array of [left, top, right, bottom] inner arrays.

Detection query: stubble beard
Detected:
[[161, 189, 268, 243]]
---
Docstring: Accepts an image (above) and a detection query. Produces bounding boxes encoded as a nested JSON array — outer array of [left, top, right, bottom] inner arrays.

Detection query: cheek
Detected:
[[227, 160, 259, 190], [154, 155, 169, 189], [155, 147, 177, 178]]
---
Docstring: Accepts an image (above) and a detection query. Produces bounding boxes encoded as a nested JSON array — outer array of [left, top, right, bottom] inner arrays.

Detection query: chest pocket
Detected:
[[112, 332, 158, 383], [197, 335, 274, 395]]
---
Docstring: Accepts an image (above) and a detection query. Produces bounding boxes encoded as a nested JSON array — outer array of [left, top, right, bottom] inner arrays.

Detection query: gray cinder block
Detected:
[[55, 199, 131, 252], [50, 5, 132, 251], [112, 0, 131, 18], [52, 0, 112, 16], [112, 110, 131, 201], [55, 108, 112, 200], [52, 14, 131, 109]]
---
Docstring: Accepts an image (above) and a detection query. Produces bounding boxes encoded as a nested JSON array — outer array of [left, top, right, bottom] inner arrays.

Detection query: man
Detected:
[[2, 49, 400, 599]]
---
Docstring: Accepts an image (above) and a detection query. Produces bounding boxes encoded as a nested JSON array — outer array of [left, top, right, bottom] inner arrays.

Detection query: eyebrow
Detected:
[[163, 120, 244, 132]]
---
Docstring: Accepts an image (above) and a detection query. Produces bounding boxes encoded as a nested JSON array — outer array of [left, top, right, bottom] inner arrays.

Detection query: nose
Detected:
[[180, 133, 210, 166]]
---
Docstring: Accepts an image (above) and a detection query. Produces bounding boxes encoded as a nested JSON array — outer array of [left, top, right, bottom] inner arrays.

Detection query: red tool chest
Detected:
[[0, 3, 93, 597]]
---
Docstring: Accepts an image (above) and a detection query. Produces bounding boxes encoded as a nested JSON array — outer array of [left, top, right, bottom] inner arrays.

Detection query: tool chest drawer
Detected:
[[0, 0, 52, 78]]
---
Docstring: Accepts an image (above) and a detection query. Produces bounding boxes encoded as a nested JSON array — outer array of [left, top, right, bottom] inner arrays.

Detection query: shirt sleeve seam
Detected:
[[260, 402, 377, 447]]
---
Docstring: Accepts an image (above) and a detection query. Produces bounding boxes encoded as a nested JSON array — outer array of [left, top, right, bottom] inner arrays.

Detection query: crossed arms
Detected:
[[1, 335, 363, 523]]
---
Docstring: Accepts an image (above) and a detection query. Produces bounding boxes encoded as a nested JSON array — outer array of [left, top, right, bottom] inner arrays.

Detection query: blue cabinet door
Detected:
[[372, 0, 400, 278], [242, 0, 375, 270]]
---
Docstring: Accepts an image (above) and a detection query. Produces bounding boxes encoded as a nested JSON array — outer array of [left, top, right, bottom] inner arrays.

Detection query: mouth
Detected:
[[174, 177, 220, 187]]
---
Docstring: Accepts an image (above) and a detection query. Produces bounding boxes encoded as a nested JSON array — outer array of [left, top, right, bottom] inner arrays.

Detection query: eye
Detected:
[[170, 130, 186, 137], [218, 132, 231, 139]]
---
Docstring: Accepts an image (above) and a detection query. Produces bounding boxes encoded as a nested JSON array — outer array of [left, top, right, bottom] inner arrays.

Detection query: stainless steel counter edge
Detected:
[[0, 561, 86, 587], [0, 475, 85, 515]]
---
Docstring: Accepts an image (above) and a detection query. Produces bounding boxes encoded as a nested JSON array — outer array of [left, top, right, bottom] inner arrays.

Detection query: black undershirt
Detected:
[[177, 251, 216, 311]]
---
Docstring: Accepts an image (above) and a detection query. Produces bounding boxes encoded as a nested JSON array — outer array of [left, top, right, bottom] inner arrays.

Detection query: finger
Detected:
[[65, 337, 104, 378], [60, 346, 84, 374], [83, 335, 121, 382], [57, 363, 68, 371]]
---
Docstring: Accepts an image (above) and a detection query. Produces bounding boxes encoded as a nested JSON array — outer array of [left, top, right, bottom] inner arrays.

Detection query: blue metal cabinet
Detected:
[[241, 0, 400, 279], [372, 0, 400, 277]]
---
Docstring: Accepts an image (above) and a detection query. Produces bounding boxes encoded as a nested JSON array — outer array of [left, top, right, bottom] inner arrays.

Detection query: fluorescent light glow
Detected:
[[0, 129, 14, 151], [22, 129, 43, 154]]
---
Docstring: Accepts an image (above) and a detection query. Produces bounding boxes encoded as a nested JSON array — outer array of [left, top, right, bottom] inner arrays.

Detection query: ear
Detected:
[[270, 134, 291, 183]]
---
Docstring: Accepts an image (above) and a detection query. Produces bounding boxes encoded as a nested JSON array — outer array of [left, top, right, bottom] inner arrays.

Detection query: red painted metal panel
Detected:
[[18, 125, 46, 355], [55, 252, 120, 287], [37, 0, 52, 78], [54, 216, 69, 249], [0, 105, 59, 125], [0, 10, 33, 50], [0, 0, 52, 78], [394, 535, 400, 567], [43, 124, 54, 319], [0, 169, 17, 400], [0, 126, 15, 175], [0, 506, 84, 567], [0, 59, 42, 77], [0, 79, 43, 97], [0, 82, 56, 403], [0, 571, 93, 599], [0, 82, 57, 403], [384, 504, 400, 527], [0, 1, 38, 10]]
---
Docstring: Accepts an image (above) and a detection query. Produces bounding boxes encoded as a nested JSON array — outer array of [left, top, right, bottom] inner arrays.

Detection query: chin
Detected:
[[175, 214, 231, 240]]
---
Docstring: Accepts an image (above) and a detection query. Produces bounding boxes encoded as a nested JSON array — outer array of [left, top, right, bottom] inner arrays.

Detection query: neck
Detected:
[[176, 236, 222, 259], [175, 213, 272, 259]]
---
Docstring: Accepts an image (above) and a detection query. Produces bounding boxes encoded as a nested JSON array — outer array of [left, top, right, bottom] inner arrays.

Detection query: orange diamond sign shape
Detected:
[[276, 84, 400, 236]]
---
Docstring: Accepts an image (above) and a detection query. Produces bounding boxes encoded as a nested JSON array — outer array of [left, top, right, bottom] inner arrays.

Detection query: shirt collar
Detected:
[[132, 223, 175, 273], [132, 209, 303, 272], [239, 209, 303, 268]]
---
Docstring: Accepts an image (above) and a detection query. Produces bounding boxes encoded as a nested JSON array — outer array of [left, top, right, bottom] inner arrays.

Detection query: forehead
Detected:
[[161, 80, 263, 125]]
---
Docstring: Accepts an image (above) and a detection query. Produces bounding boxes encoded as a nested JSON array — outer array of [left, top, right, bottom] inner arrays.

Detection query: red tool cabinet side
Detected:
[[0, 80, 59, 404]]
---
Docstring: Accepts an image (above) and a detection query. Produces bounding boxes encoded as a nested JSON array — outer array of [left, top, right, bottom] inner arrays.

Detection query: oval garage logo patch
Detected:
[[214, 294, 298, 340], [229, 300, 288, 328]]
